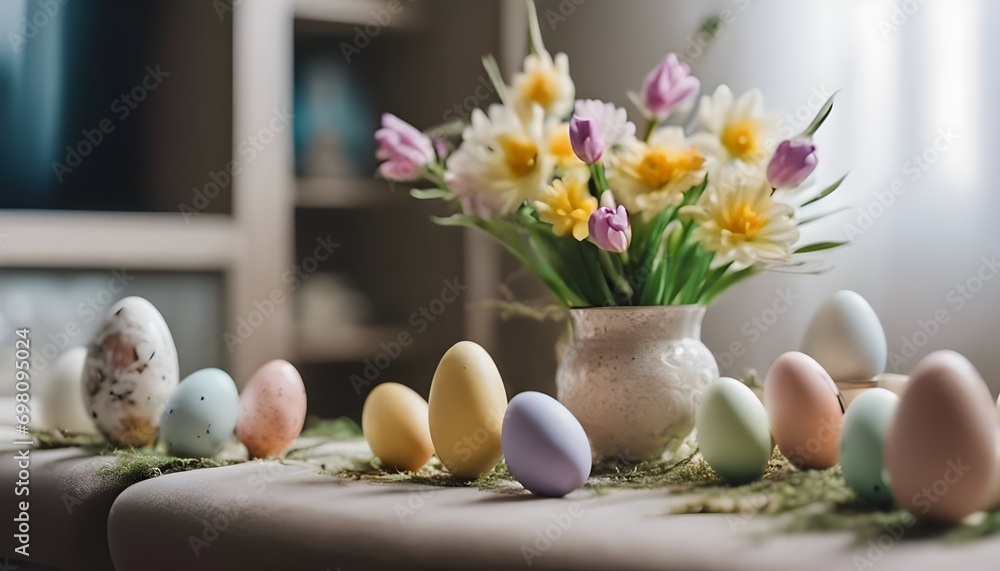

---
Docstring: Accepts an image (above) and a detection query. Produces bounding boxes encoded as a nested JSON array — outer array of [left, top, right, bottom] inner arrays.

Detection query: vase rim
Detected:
[[569, 304, 706, 313]]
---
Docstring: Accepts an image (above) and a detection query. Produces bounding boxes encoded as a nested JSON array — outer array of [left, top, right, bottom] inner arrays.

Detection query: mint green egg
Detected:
[[840, 388, 898, 506], [696, 377, 772, 484]]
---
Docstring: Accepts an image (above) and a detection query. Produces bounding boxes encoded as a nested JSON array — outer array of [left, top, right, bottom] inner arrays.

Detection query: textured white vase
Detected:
[[556, 306, 719, 462]]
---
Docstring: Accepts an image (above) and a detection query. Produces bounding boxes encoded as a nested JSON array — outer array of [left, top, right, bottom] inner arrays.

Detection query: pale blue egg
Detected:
[[840, 388, 898, 506], [159, 368, 239, 458], [501, 392, 591, 497]]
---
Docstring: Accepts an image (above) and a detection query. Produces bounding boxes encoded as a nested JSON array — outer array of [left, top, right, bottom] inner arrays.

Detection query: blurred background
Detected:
[[1, 0, 996, 423]]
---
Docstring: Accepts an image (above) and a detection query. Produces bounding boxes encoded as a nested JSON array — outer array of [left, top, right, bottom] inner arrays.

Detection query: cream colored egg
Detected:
[[428, 341, 508, 478], [764, 351, 844, 470], [362, 382, 434, 471], [36, 347, 95, 433], [884, 351, 1000, 523]]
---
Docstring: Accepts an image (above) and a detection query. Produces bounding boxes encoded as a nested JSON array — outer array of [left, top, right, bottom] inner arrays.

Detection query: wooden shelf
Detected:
[[296, 176, 403, 209], [294, 323, 409, 363]]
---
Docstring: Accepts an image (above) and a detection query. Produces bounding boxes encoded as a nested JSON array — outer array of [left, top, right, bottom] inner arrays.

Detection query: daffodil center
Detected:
[[549, 127, 575, 161], [636, 147, 704, 188], [721, 119, 760, 160], [522, 70, 557, 108], [498, 134, 539, 178], [723, 202, 767, 238]]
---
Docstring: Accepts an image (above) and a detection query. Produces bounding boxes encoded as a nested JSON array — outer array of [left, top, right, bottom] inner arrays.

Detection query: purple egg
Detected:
[[501, 391, 592, 497]]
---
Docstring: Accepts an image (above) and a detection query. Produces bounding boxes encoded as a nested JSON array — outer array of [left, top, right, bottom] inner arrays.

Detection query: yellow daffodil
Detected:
[[511, 51, 575, 121], [447, 104, 553, 215], [534, 177, 598, 240], [608, 127, 707, 214], [688, 85, 777, 174], [681, 174, 799, 269]]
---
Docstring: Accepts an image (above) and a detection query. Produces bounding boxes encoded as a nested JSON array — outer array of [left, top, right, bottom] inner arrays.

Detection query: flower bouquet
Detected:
[[374, 3, 849, 310]]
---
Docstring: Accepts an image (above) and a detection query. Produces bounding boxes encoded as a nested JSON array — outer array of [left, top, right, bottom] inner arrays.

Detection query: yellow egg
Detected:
[[428, 341, 508, 478], [362, 382, 434, 471]]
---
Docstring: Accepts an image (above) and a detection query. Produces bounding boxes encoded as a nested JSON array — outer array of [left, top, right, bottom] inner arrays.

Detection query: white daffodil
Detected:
[[608, 127, 707, 214], [681, 173, 799, 269], [446, 104, 553, 216], [689, 85, 777, 175], [511, 51, 575, 121]]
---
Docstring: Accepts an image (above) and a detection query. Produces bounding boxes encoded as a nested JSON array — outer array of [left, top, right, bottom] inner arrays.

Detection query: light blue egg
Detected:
[[159, 368, 239, 458], [501, 392, 591, 497], [840, 388, 899, 506]]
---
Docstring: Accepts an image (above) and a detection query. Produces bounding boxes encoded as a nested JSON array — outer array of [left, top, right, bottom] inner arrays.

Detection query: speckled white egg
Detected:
[[36, 347, 95, 433], [840, 388, 898, 506], [802, 290, 887, 382], [697, 377, 772, 484], [501, 391, 591, 497], [160, 368, 239, 458], [83, 296, 179, 447]]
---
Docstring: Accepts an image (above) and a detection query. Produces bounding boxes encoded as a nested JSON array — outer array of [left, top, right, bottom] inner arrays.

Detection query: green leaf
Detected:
[[481, 54, 509, 105], [430, 214, 482, 228], [794, 241, 851, 254], [700, 266, 756, 304], [410, 188, 453, 200], [526, 0, 546, 55], [680, 175, 709, 207], [800, 173, 848, 207], [799, 90, 840, 137], [797, 207, 850, 226]]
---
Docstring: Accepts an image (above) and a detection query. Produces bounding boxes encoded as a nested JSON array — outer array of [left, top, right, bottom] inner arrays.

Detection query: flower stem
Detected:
[[589, 164, 610, 194], [643, 118, 659, 142]]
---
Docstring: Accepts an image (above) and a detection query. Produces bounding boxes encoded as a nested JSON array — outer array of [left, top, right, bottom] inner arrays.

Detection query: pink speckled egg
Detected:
[[764, 351, 844, 470], [235, 360, 307, 458]]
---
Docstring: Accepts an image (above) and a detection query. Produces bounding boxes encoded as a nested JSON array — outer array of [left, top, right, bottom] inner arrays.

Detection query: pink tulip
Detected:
[[375, 113, 435, 181], [767, 138, 818, 188], [642, 53, 700, 120], [588, 190, 632, 253]]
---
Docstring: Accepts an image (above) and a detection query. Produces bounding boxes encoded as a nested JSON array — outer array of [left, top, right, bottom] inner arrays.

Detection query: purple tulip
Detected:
[[642, 53, 700, 120], [569, 100, 635, 165], [767, 138, 818, 189], [569, 115, 605, 164], [588, 190, 632, 253], [375, 113, 435, 181]]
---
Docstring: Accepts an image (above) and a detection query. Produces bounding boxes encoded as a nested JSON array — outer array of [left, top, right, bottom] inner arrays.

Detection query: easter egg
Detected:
[[160, 368, 239, 458], [235, 360, 307, 458], [362, 382, 434, 471], [697, 377, 771, 484], [83, 297, 179, 447], [501, 391, 591, 497], [884, 351, 1000, 523], [428, 341, 508, 478], [840, 388, 898, 506], [801, 290, 887, 383], [764, 351, 844, 470], [36, 347, 94, 433]]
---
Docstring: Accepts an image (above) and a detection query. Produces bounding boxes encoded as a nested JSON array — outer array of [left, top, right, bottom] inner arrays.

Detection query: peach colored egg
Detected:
[[362, 382, 434, 472], [235, 360, 307, 458], [764, 351, 844, 470], [884, 351, 1000, 523]]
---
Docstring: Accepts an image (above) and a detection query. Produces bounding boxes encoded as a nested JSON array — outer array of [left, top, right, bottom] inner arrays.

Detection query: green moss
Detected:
[[300, 417, 363, 439], [335, 456, 520, 492], [33, 429, 107, 451], [98, 448, 243, 487]]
